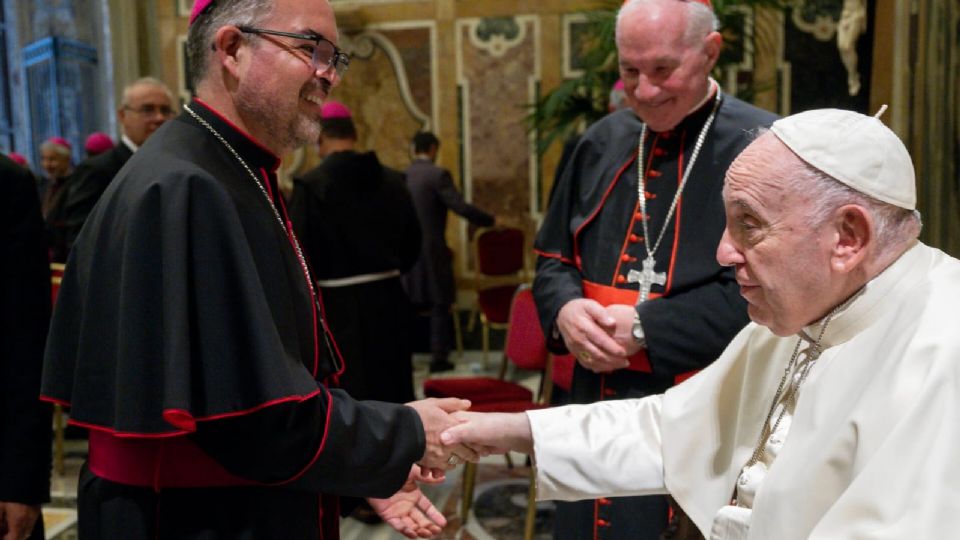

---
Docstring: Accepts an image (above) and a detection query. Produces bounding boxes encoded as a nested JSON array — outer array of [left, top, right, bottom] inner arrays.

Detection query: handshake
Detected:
[[366, 398, 533, 538], [406, 398, 534, 473]]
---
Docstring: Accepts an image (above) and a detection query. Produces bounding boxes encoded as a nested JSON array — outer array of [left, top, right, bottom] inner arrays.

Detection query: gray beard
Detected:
[[235, 86, 320, 153]]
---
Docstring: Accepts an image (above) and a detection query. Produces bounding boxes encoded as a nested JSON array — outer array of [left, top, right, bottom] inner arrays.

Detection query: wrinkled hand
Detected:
[[368, 465, 447, 538], [604, 304, 643, 357], [441, 410, 533, 456], [0, 501, 40, 540], [556, 298, 630, 373], [406, 398, 479, 474]]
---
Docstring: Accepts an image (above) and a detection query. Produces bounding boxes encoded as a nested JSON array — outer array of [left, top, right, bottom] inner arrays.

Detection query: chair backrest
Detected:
[[475, 226, 525, 276], [503, 286, 549, 371]]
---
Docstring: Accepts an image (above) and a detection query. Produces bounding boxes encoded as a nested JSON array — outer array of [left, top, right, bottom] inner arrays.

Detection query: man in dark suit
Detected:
[[401, 131, 496, 373], [58, 77, 175, 256], [0, 154, 52, 540]]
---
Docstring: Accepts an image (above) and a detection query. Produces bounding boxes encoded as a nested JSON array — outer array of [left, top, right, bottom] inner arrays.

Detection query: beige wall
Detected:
[[143, 0, 960, 276]]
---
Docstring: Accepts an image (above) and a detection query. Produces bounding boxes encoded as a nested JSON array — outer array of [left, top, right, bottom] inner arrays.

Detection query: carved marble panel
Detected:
[[329, 27, 434, 170], [456, 15, 540, 232]]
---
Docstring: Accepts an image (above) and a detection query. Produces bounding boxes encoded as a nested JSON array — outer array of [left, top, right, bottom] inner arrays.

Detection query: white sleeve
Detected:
[[526, 395, 668, 501]]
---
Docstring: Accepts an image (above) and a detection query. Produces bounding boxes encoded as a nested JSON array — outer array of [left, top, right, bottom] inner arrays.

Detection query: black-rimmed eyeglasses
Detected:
[[238, 26, 350, 77]]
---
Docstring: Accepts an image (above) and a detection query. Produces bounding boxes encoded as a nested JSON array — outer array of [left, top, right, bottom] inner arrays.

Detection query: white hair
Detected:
[[787, 159, 922, 253], [122, 77, 174, 106], [616, 0, 719, 46]]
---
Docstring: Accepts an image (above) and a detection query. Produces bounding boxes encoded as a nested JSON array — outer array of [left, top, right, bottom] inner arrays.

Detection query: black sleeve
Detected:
[[435, 170, 494, 226], [189, 390, 425, 498], [531, 141, 584, 354], [61, 161, 114, 249], [0, 157, 53, 504], [532, 255, 583, 353], [637, 267, 749, 376]]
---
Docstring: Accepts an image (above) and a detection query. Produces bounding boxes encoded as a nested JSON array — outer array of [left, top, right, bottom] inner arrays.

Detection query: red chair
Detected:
[[472, 226, 527, 371], [424, 286, 547, 405], [550, 353, 575, 396], [423, 286, 550, 540]]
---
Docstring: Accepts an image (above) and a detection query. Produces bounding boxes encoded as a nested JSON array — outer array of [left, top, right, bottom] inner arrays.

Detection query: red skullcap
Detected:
[[321, 101, 352, 120], [189, 0, 214, 25], [84, 132, 114, 155], [8, 152, 28, 167], [46, 136, 72, 151]]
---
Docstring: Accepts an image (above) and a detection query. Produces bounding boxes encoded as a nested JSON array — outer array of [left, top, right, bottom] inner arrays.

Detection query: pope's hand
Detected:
[[441, 411, 533, 456]]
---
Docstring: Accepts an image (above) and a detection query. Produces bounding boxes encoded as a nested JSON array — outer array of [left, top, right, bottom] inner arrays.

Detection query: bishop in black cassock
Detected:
[[534, 87, 777, 539], [41, 99, 427, 539]]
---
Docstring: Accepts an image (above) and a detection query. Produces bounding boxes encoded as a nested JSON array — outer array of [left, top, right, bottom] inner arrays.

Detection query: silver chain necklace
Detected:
[[628, 89, 721, 305], [740, 288, 862, 473], [182, 104, 316, 299]]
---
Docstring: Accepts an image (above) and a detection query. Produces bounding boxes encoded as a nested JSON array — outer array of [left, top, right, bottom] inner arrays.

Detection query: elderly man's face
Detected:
[[617, 1, 718, 132], [716, 135, 836, 337], [119, 84, 174, 146], [40, 147, 71, 179], [233, 0, 340, 153]]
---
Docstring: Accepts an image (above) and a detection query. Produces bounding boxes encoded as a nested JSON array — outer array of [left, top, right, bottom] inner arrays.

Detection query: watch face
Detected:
[[632, 320, 644, 341]]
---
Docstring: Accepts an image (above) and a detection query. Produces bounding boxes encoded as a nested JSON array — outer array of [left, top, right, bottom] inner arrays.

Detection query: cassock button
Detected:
[[621, 254, 636, 263], [597, 519, 611, 527], [603, 388, 617, 397], [645, 191, 656, 200], [629, 234, 641, 243], [654, 147, 667, 157], [616, 275, 627, 284], [647, 170, 662, 178], [598, 498, 612, 506], [635, 212, 647, 221]]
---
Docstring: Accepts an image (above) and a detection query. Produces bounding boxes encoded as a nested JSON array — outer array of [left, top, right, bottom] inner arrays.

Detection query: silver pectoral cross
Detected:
[[627, 256, 666, 306]]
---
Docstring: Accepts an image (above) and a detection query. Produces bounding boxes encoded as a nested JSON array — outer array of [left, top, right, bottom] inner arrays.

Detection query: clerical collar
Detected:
[[189, 98, 281, 173], [800, 241, 925, 350], [121, 134, 138, 153]]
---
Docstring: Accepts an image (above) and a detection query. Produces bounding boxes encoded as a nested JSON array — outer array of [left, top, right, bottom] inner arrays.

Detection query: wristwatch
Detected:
[[632, 315, 647, 348]]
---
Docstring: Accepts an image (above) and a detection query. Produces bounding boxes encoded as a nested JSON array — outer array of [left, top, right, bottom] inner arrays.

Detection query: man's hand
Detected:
[[0, 501, 40, 540], [406, 398, 479, 474], [605, 304, 644, 357], [556, 298, 630, 373], [367, 465, 447, 538], [441, 411, 533, 456]]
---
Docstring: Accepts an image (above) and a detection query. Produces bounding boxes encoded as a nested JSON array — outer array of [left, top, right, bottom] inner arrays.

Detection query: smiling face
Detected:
[[234, 0, 340, 153], [716, 134, 840, 336], [616, 0, 719, 132], [40, 146, 71, 179]]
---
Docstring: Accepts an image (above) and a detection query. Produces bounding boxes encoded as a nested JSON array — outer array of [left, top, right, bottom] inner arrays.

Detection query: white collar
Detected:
[[121, 134, 138, 153]]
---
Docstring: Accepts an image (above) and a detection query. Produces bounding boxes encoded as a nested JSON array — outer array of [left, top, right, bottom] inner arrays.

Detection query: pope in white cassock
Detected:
[[441, 107, 960, 539]]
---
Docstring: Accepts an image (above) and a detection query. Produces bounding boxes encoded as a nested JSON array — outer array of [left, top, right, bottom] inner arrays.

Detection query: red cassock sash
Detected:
[[89, 430, 341, 539], [581, 279, 660, 373]]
